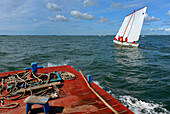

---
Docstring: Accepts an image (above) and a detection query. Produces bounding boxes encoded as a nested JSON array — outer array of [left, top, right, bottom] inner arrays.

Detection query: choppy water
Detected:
[[0, 35, 169, 114]]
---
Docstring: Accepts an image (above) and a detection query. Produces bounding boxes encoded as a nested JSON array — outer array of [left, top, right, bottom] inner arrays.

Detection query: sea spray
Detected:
[[94, 80, 169, 114], [119, 95, 169, 114]]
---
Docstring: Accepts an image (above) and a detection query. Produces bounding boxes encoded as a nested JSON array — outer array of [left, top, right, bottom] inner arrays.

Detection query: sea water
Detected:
[[0, 35, 169, 113]]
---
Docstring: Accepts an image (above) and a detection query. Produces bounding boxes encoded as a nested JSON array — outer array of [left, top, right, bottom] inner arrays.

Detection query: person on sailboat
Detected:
[[125, 37, 128, 42], [113, 37, 117, 40], [131, 41, 135, 44], [118, 36, 120, 41], [119, 36, 123, 43]]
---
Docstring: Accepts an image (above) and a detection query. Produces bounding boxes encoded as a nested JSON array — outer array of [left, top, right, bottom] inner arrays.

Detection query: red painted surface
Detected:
[[0, 65, 134, 114]]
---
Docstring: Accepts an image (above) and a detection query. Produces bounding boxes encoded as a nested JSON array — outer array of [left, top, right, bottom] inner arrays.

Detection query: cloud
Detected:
[[165, 28, 170, 32], [56, 15, 68, 21], [149, 28, 154, 31], [110, 1, 124, 10], [123, 4, 141, 9], [162, 20, 170, 25], [83, 0, 99, 8], [149, 28, 170, 32], [110, 1, 142, 10], [70, 10, 94, 20], [97, 16, 110, 23], [107, 22, 114, 25], [165, 10, 170, 16], [144, 13, 160, 22], [157, 28, 164, 31], [33, 19, 38, 23], [48, 16, 56, 21], [0, 1, 33, 21], [46, 2, 61, 11], [48, 15, 68, 21]]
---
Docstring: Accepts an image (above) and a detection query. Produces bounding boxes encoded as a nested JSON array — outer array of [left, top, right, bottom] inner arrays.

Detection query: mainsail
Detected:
[[115, 6, 147, 42]]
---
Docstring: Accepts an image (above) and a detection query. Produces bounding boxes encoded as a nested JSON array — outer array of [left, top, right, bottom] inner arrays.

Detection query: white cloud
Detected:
[[165, 28, 170, 32], [144, 13, 160, 22], [110, 1, 142, 10], [149, 28, 170, 32], [48, 16, 57, 21], [71, 10, 94, 20], [123, 4, 141, 9], [46, 2, 61, 11], [0, 1, 32, 21], [97, 16, 109, 23], [56, 15, 68, 21], [48, 15, 68, 22], [157, 28, 164, 31], [110, 1, 124, 10], [83, 0, 99, 8], [33, 19, 38, 23], [165, 10, 170, 16], [149, 28, 153, 31]]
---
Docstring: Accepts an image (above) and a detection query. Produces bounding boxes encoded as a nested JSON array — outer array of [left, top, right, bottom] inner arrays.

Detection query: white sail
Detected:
[[127, 7, 147, 42], [115, 16, 131, 39], [115, 6, 147, 42], [123, 12, 135, 41]]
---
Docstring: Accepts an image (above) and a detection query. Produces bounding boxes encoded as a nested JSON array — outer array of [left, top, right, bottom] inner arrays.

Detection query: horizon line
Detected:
[[0, 34, 169, 36]]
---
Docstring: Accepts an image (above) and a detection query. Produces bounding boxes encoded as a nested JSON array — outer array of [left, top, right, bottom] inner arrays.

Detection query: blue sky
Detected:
[[0, 0, 169, 35]]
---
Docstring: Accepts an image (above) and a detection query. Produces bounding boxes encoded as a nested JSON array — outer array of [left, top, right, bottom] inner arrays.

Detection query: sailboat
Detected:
[[113, 6, 147, 47]]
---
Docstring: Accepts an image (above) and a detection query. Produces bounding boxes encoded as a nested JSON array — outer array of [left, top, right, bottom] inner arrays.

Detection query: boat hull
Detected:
[[113, 40, 139, 47]]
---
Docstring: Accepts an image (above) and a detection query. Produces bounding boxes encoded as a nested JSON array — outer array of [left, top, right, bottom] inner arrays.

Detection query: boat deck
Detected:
[[0, 65, 134, 114]]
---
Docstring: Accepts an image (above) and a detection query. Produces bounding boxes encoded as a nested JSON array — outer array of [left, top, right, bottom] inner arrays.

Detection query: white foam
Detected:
[[118, 95, 169, 114], [47, 60, 70, 67], [93, 81, 103, 89], [93, 81, 169, 114]]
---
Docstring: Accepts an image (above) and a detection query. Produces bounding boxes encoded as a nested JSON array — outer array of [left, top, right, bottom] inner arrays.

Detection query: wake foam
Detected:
[[119, 95, 169, 114], [47, 60, 70, 67], [93, 81, 103, 89], [93, 81, 169, 114]]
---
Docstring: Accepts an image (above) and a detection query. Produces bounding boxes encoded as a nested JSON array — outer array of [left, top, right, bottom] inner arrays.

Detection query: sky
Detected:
[[0, 0, 169, 35]]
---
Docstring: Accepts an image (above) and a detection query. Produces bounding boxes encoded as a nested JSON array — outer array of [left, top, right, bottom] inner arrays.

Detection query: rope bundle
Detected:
[[0, 71, 61, 109]]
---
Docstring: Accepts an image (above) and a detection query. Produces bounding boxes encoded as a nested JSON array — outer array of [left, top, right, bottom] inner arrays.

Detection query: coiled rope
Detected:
[[0, 70, 75, 109]]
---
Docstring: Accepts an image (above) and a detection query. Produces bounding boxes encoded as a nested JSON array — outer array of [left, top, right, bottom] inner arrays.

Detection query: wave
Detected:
[[119, 95, 169, 114], [93, 81, 104, 89], [45, 60, 70, 67], [93, 81, 169, 114]]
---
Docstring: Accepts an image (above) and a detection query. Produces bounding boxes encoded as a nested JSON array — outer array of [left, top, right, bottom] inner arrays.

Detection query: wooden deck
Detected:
[[0, 65, 134, 114]]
